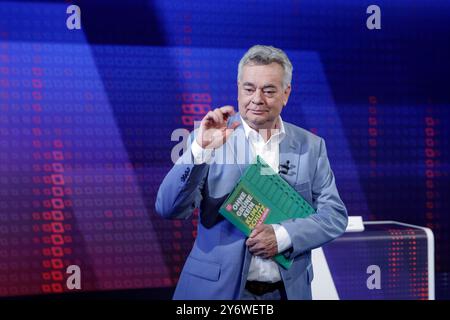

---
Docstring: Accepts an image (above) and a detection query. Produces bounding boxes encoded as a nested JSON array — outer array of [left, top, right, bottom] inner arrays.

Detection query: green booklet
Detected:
[[219, 156, 315, 269]]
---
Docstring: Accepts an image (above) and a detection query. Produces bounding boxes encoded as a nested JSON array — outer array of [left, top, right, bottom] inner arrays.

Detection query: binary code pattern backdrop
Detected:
[[0, 0, 449, 298]]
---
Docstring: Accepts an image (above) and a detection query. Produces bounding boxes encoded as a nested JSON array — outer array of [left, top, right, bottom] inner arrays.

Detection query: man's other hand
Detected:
[[246, 224, 278, 259]]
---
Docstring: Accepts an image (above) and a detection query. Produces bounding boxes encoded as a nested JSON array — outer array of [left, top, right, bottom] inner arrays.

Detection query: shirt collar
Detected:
[[240, 115, 286, 143]]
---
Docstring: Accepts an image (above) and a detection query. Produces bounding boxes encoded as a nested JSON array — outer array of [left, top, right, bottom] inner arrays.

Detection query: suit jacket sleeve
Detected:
[[280, 138, 348, 259], [155, 133, 209, 220]]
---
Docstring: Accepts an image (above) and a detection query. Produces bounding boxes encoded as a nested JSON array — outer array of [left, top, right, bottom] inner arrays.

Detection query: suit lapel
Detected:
[[279, 126, 301, 187]]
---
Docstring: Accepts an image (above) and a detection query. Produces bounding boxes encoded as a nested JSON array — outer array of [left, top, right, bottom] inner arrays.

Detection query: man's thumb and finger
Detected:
[[224, 121, 241, 140], [198, 106, 240, 149], [202, 106, 235, 128]]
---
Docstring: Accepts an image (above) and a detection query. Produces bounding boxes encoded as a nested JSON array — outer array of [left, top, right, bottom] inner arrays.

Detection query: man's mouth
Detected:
[[248, 109, 267, 115]]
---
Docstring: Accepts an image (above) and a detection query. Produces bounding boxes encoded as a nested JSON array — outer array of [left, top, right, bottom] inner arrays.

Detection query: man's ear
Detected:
[[237, 81, 240, 101], [283, 84, 292, 106]]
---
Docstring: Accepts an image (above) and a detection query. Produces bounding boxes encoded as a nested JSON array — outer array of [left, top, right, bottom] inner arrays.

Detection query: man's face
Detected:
[[238, 62, 291, 130]]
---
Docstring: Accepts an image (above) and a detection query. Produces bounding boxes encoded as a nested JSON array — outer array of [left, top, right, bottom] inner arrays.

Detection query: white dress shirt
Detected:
[[191, 116, 293, 283]]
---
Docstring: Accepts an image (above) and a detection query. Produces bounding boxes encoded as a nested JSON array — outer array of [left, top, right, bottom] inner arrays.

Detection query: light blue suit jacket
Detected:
[[155, 114, 348, 299]]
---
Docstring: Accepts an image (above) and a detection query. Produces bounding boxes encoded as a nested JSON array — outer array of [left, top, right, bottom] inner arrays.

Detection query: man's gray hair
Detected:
[[237, 45, 293, 89]]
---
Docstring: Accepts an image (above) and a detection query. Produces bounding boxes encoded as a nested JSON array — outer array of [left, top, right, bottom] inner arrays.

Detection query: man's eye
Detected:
[[264, 91, 275, 95], [244, 88, 254, 93]]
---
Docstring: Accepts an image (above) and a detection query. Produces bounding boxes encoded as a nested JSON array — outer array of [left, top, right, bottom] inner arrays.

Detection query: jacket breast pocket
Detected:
[[294, 181, 313, 205], [184, 256, 221, 282]]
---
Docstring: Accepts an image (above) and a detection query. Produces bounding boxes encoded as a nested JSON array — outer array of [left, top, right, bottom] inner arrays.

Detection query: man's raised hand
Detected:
[[196, 106, 241, 149]]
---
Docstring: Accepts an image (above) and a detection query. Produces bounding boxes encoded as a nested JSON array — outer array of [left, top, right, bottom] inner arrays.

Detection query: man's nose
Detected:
[[252, 89, 264, 105]]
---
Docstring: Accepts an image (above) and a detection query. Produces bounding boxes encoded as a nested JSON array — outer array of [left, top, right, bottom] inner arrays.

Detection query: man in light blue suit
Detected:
[[156, 45, 348, 300]]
